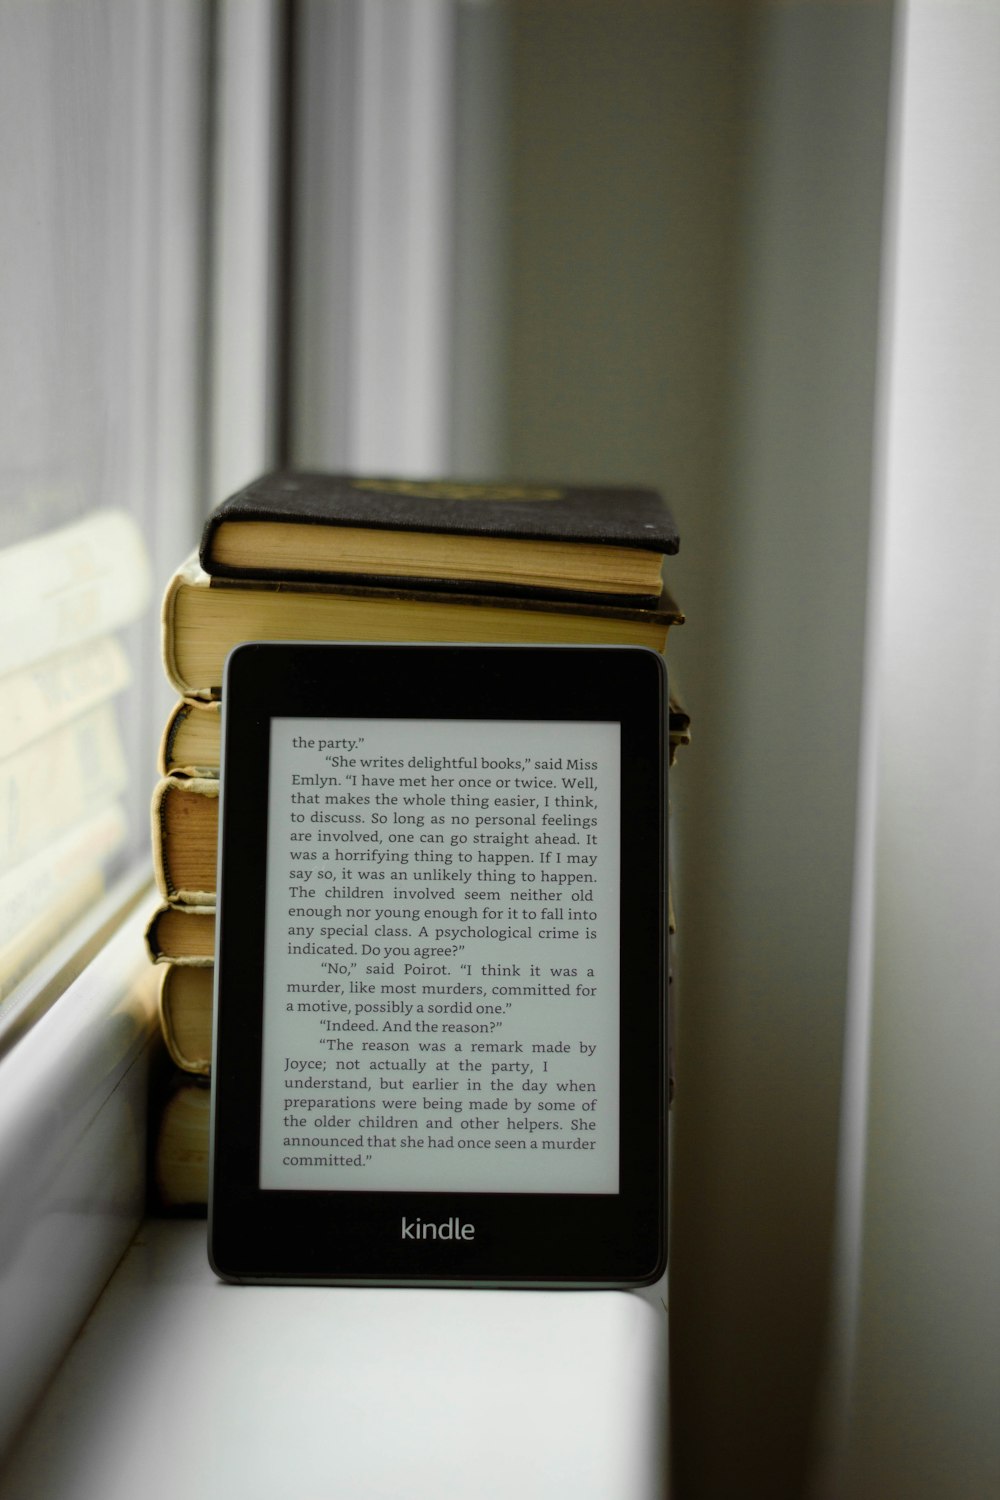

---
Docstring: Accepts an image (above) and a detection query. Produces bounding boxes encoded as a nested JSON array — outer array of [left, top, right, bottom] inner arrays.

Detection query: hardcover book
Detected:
[[158, 699, 221, 777], [145, 902, 216, 966], [163, 557, 683, 700], [150, 472, 688, 1219], [159, 691, 691, 774], [151, 1074, 210, 1211], [158, 962, 213, 1075], [150, 776, 218, 905], [199, 471, 679, 602]]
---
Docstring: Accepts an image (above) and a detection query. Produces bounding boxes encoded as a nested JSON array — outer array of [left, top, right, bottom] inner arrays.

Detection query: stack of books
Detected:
[[147, 472, 687, 1208], [0, 512, 150, 1014]]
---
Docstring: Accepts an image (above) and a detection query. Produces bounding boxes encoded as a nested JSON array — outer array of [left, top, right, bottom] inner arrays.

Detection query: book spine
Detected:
[[0, 636, 131, 761], [160, 555, 212, 700], [160, 553, 682, 698], [144, 901, 217, 966], [158, 962, 214, 1076], [0, 510, 152, 677], [0, 704, 128, 874], [159, 700, 688, 771], [157, 687, 688, 773], [157, 698, 222, 777], [0, 801, 128, 948], [151, 1075, 211, 1212], [150, 775, 219, 906]]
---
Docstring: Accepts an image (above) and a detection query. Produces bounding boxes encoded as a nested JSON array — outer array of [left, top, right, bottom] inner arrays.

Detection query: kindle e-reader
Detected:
[[208, 642, 667, 1287]]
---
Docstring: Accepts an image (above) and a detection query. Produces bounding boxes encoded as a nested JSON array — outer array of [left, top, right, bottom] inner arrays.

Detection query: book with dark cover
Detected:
[[199, 471, 680, 602]]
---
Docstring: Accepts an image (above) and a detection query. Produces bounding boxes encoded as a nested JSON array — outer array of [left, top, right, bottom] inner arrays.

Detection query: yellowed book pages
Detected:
[[0, 703, 128, 873], [161, 691, 689, 773], [144, 901, 216, 965], [152, 1079, 210, 1210], [158, 698, 222, 776], [150, 775, 219, 905], [212, 519, 666, 598], [161, 555, 681, 699], [158, 962, 213, 1075], [0, 636, 131, 761]]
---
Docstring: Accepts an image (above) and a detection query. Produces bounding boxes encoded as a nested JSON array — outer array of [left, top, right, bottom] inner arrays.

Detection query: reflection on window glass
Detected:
[[0, 0, 208, 1001]]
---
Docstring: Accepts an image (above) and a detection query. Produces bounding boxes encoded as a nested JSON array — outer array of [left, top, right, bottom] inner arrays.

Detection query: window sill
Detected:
[[2, 1218, 669, 1499], [0, 877, 160, 1459], [0, 877, 670, 1495]]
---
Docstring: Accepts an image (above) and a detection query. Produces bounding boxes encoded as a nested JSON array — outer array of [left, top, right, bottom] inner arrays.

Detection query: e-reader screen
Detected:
[[260, 715, 620, 1195], [209, 644, 666, 1288]]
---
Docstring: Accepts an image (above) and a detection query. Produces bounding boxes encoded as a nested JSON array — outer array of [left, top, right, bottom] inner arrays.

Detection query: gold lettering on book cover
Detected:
[[353, 481, 565, 503]]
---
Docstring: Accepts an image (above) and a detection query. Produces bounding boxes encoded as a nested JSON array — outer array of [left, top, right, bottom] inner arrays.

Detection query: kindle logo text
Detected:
[[401, 1217, 475, 1242]]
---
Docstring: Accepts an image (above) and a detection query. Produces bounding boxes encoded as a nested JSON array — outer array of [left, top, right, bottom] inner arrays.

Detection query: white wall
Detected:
[[290, 0, 456, 476], [497, 4, 893, 1493], [280, 4, 998, 1489], [668, 7, 893, 1493], [818, 4, 1000, 1493]]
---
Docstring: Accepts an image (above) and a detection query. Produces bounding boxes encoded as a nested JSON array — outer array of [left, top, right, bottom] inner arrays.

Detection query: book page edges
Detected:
[[144, 901, 216, 966], [211, 521, 666, 595], [150, 774, 219, 905], [158, 964, 212, 1076], [162, 555, 682, 699], [158, 697, 222, 776]]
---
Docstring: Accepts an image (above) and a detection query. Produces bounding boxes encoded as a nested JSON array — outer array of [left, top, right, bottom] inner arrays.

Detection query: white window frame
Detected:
[[0, 0, 284, 1455], [0, 0, 463, 1460]]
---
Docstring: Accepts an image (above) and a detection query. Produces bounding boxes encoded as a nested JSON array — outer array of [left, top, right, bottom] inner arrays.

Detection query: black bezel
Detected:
[[208, 642, 667, 1287]]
